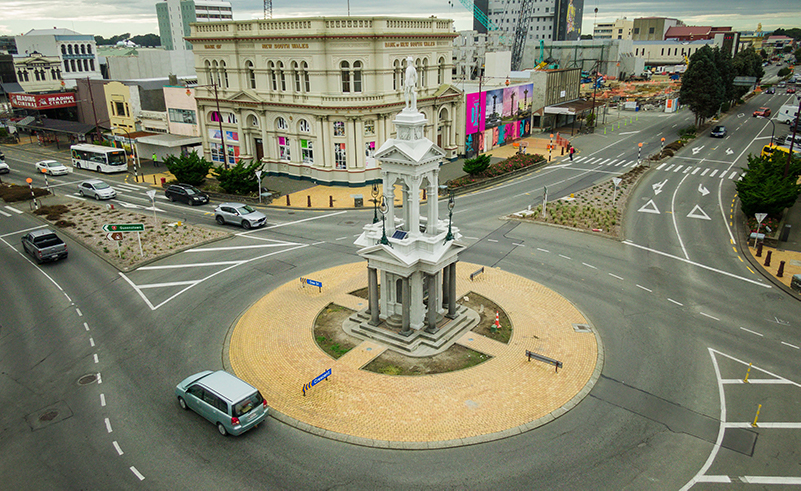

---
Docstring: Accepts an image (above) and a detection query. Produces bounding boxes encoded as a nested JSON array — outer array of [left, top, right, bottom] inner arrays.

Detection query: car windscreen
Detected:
[[237, 205, 256, 214], [93, 182, 110, 189], [185, 188, 198, 195], [233, 391, 263, 417]]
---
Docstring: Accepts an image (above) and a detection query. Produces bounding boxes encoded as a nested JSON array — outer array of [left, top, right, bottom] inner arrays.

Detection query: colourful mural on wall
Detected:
[[465, 83, 533, 157]]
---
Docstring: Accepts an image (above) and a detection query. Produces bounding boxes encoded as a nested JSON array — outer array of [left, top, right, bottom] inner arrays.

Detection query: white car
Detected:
[[35, 160, 69, 176], [77, 179, 117, 200], [0, 159, 9, 174]]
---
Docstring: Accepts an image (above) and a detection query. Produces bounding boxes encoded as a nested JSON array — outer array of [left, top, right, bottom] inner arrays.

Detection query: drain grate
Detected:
[[573, 323, 592, 333], [39, 411, 58, 422], [78, 374, 98, 385]]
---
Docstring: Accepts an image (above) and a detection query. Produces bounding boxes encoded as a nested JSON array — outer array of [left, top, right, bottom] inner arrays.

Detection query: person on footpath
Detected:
[[569, 145, 575, 161], [153, 152, 159, 167]]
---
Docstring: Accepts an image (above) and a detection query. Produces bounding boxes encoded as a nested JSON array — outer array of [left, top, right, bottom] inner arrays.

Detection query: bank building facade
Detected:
[[187, 16, 462, 186]]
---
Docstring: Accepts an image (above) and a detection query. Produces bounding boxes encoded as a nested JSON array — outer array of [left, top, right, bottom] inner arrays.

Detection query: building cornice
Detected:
[[195, 92, 460, 112], [187, 33, 458, 43]]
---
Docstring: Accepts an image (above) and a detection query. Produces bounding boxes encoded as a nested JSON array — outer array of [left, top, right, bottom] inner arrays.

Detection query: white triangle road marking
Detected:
[[638, 200, 661, 214], [687, 204, 711, 220]]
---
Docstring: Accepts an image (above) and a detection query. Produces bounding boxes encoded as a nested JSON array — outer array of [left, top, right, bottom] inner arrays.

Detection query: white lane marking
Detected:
[[512, 242, 525, 246], [657, 163, 667, 170], [138, 261, 244, 269], [782, 341, 800, 349], [636, 284, 652, 292], [582, 262, 597, 269], [97, 372, 102, 384], [487, 239, 498, 243], [683, 166, 692, 173], [687, 205, 711, 220], [118, 273, 156, 310], [335, 236, 348, 241], [537, 248, 550, 253], [700, 312, 720, 321], [187, 243, 299, 252], [262, 210, 347, 231], [673, 165, 684, 173], [608, 273, 624, 280], [741, 477, 801, 485], [0, 224, 48, 238], [93, 353, 99, 363], [670, 173, 692, 260], [692, 167, 701, 174], [623, 161, 637, 167], [559, 254, 571, 259], [64, 195, 87, 201], [137, 280, 199, 289], [728, 171, 737, 179], [724, 422, 801, 429], [4, 206, 23, 214], [84, 322, 90, 331], [312, 241, 326, 245], [130, 466, 145, 481], [664, 164, 675, 172], [113, 441, 124, 456], [623, 241, 771, 288], [0, 210, 10, 217], [668, 298, 683, 306], [76, 308, 83, 316], [100, 394, 106, 406], [695, 476, 731, 483], [709, 169, 718, 178], [721, 379, 796, 384], [105, 418, 112, 433], [463, 236, 479, 240], [638, 200, 660, 214], [89, 337, 95, 347], [740, 327, 763, 337], [701, 168, 710, 176]]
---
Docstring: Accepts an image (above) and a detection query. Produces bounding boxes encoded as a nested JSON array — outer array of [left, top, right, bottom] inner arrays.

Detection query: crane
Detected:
[[510, 0, 534, 71], [452, 0, 503, 32]]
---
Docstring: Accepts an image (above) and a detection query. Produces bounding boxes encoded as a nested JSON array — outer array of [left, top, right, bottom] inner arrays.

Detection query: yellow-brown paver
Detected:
[[229, 262, 600, 446]]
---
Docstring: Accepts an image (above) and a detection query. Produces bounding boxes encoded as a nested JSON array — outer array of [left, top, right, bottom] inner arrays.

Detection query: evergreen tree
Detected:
[[679, 46, 724, 126], [736, 151, 801, 217], [163, 151, 214, 185], [712, 47, 735, 107], [213, 160, 263, 195]]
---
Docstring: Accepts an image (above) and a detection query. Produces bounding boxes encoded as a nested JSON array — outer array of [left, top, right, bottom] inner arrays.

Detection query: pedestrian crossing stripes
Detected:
[[568, 158, 742, 180], [114, 183, 146, 192]]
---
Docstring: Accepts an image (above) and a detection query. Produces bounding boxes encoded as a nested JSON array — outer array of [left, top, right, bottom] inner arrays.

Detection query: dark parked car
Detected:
[[710, 125, 727, 138], [165, 183, 209, 206]]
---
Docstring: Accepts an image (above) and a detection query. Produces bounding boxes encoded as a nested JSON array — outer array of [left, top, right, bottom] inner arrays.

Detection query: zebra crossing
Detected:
[[0, 205, 24, 218], [570, 156, 743, 180]]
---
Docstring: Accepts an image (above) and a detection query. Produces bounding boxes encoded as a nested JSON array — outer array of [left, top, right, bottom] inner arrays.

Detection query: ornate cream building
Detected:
[[186, 16, 462, 185]]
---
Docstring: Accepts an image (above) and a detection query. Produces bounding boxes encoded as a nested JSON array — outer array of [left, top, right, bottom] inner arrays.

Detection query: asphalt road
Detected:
[[2, 80, 801, 489]]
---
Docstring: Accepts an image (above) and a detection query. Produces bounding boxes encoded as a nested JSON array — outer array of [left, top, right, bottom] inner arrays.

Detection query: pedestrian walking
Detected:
[[153, 152, 159, 167], [569, 145, 575, 161]]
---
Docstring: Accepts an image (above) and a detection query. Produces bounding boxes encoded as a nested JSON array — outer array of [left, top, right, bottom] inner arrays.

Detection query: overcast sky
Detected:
[[1, 0, 797, 39]]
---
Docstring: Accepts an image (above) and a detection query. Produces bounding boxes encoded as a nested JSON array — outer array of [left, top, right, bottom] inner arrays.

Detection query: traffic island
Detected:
[[227, 262, 603, 448]]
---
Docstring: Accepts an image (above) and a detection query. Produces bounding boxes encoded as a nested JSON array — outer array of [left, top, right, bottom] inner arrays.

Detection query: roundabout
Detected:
[[227, 261, 602, 448]]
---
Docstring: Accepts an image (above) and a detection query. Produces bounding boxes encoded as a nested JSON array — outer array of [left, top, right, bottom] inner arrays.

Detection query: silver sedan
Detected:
[[77, 179, 117, 200], [214, 202, 266, 229]]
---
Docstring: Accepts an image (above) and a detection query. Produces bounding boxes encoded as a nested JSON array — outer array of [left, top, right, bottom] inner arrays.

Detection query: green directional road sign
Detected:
[[102, 223, 145, 232]]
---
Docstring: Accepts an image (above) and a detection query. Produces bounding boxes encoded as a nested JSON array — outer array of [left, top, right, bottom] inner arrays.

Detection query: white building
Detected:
[[186, 16, 462, 186], [593, 18, 633, 40], [156, 0, 233, 51], [99, 46, 196, 79], [452, 30, 511, 80], [14, 28, 102, 88], [485, 0, 584, 46]]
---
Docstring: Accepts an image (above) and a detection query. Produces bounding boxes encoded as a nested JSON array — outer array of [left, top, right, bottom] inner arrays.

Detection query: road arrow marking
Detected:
[[698, 183, 710, 196], [618, 131, 641, 135], [687, 205, 711, 220], [652, 179, 668, 195], [726, 148, 734, 155], [638, 200, 661, 214], [692, 146, 705, 155], [117, 201, 141, 209]]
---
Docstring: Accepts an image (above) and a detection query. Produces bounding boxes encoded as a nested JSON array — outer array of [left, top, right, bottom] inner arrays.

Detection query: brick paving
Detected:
[[228, 261, 601, 447]]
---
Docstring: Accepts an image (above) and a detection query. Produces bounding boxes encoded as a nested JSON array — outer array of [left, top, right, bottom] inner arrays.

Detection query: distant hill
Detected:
[[94, 33, 161, 47]]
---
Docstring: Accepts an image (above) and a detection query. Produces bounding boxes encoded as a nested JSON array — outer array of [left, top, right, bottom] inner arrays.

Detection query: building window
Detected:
[[340, 61, 350, 93], [169, 108, 197, 124], [220, 61, 228, 88], [393, 59, 401, 90], [246, 61, 256, 89], [80, 45, 86, 54], [115, 101, 126, 117], [63, 62, 69, 73], [61, 45, 66, 54], [333, 121, 345, 136], [353, 61, 362, 92], [334, 143, 346, 169], [268, 61, 277, 90], [438, 57, 445, 85], [225, 113, 237, 124], [302, 61, 310, 92], [299, 119, 310, 132], [248, 115, 259, 127], [634, 27, 640, 34], [301, 139, 314, 163], [292, 61, 300, 92], [649, 27, 655, 34], [87, 45, 92, 54], [420, 58, 427, 86], [90, 59, 94, 71], [278, 61, 286, 91], [210, 111, 222, 122], [83, 59, 89, 71], [278, 136, 290, 161], [68, 45, 73, 55], [364, 120, 375, 136], [276, 117, 287, 130], [205, 60, 212, 85]]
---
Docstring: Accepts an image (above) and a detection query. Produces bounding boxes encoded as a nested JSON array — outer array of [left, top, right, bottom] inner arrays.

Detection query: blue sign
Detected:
[[306, 278, 322, 288], [312, 368, 331, 386]]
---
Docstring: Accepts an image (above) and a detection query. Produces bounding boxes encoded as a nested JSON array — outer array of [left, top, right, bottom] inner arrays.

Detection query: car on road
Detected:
[[35, 160, 69, 176], [778, 81, 787, 88], [0, 158, 8, 174], [765, 87, 775, 94], [214, 202, 266, 229], [753, 107, 771, 118], [788, 87, 797, 94], [77, 179, 117, 200], [165, 183, 209, 206], [710, 125, 727, 138], [175, 370, 268, 436], [21, 229, 68, 263]]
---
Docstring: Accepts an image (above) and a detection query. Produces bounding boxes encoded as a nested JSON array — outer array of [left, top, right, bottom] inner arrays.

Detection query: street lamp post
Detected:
[[444, 192, 455, 243], [759, 116, 776, 147], [371, 183, 380, 223], [114, 126, 139, 182]]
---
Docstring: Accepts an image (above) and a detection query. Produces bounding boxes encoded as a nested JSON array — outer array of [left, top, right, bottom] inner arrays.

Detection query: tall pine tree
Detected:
[[679, 46, 724, 127]]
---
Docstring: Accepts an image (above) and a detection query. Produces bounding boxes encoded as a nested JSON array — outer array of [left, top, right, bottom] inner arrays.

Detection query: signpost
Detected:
[[612, 177, 622, 204], [146, 190, 157, 228], [754, 213, 768, 247], [256, 170, 263, 203], [302, 368, 332, 396], [300, 277, 323, 292], [106, 231, 123, 257], [102, 223, 144, 257]]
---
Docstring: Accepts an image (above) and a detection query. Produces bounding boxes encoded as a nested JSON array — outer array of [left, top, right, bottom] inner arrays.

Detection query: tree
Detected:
[[795, 48, 801, 64], [731, 46, 765, 100], [712, 47, 735, 106], [213, 160, 263, 195], [736, 151, 801, 217], [463, 154, 491, 175], [130, 34, 161, 47], [679, 45, 724, 126], [163, 151, 214, 185]]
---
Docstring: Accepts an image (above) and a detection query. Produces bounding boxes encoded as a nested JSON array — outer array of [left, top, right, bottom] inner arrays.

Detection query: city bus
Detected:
[[70, 144, 129, 173]]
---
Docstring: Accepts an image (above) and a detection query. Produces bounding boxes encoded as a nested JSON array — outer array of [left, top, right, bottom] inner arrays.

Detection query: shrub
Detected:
[[0, 184, 49, 202], [678, 126, 697, 140], [163, 151, 214, 185], [213, 159, 263, 195], [463, 154, 491, 175]]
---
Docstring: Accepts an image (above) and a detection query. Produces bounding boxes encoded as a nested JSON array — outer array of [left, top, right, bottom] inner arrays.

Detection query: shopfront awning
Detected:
[[135, 134, 203, 148], [17, 117, 97, 136], [543, 98, 600, 116]]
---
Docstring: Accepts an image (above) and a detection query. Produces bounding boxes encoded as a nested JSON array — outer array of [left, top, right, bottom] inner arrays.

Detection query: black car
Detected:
[[165, 183, 210, 205], [710, 125, 727, 138]]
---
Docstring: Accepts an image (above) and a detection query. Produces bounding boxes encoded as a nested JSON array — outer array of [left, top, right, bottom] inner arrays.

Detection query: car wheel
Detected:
[[96, 166, 101, 172], [178, 397, 188, 410], [242, 220, 251, 230], [217, 423, 228, 436], [216, 215, 225, 225], [168, 195, 175, 202], [78, 189, 84, 196]]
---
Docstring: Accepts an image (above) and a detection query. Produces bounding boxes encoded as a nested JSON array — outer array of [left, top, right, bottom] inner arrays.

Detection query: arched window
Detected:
[[353, 61, 362, 93], [34, 70, 41, 81], [70, 59, 76, 72], [83, 59, 89, 71], [220, 61, 228, 88], [89, 59, 94, 71], [210, 111, 222, 122], [61, 45, 66, 55], [302, 61, 310, 92], [205, 60, 212, 85], [86, 45, 92, 54], [212, 61, 220, 86], [340, 61, 350, 93], [298, 119, 310, 132], [438, 57, 445, 85], [246, 61, 256, 89], [278, 61, 286, 91], [421, 58, 428, 86], [248, 115, 259, 127], [276, 117, 287, 130], [51, 68, 57, 79], [393, 59, 400, 91], [292, 61, 300, 92], [80, 45, 86, 54], [63, 62, 69, 73], [226, 112, 237, 124], [268, 61, 276, 91], [67, 45, 73, 55]]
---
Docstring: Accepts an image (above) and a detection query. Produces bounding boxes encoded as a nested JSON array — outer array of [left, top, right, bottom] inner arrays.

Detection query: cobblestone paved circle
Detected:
[[228, 262, 602, 448]]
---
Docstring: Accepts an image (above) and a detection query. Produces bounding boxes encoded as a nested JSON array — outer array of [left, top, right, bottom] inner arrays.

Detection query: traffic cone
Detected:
[[493, 311, 500, 332]]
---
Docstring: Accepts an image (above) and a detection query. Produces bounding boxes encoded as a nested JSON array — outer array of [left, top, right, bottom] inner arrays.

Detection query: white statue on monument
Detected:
[[403, 55, 417, 112]]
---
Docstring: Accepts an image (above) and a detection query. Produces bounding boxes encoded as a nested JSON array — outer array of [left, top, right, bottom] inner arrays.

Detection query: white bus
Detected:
[[70, 144, 129, 173]]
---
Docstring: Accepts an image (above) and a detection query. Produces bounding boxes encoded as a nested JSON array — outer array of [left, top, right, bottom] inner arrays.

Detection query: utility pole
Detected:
[[784, 96, 801, 178]]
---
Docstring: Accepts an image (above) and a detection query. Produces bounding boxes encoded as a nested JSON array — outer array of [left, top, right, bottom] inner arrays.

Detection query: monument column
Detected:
[[425, 271, 440, 333], [447, 262, 457, 318], [367, 267, 379, 325], [442, 263, 450, 310], [400, 276, 412, 336]]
